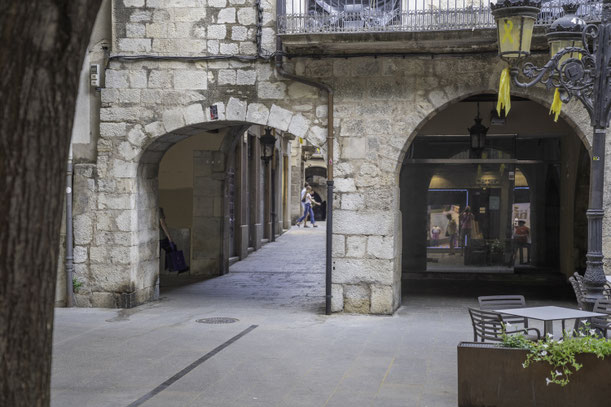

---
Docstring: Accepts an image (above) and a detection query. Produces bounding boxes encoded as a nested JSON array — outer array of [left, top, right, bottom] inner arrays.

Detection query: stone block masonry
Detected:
[[71, 1, 605, 313]]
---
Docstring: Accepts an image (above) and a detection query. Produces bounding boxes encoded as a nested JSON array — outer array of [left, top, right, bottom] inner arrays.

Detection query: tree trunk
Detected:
[[0, 1, 102, 406]]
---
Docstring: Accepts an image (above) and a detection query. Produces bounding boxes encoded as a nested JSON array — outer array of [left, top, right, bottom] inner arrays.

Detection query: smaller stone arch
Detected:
[[87, 95, 327, 307], [130, 111, 323, 305], [139, 97, 326, 155], [135, 125, 245, 301]]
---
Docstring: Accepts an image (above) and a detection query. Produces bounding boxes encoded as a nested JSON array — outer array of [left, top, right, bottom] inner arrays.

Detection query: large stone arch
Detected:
[[327, 56, 598, 315], [391, 82, 602, 287]]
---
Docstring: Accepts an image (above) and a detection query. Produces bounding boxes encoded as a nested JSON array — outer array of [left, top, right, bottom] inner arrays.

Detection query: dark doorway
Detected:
[[400, 95, 589, 286]]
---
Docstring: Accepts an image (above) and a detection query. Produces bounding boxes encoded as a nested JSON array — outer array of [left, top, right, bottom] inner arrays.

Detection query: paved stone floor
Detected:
[[51, 222, 573, 407]]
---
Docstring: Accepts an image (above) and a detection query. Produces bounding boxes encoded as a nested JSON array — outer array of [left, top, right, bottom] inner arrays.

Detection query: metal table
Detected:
[[494, 306, 606, 337]]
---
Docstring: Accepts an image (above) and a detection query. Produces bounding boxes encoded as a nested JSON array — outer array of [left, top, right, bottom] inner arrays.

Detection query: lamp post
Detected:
[[491, 0, 611, 307], [260, 128, 277, 242]]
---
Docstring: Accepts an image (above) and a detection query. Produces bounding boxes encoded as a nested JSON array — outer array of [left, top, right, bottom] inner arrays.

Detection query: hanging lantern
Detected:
[[491, 0, 542, 58], [546, 4, 585, 65], [469, 102, 489, 154], [260, 127, 276, 163]]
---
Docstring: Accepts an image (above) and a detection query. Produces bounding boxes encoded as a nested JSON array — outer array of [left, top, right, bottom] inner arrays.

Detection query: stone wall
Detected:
[[80, 0, 324, 306], [70, 0, 611, 312], [296, 55, 597, 315]]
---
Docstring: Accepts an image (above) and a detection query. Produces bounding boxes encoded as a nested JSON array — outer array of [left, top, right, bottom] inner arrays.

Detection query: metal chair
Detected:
[[468, 307, 540, 343], [573, 272, 585, 288], [592, 298, 611, 338], [569, 275, 586, 310], [570, 272, 611, 302], [478, 295, 528, 328]]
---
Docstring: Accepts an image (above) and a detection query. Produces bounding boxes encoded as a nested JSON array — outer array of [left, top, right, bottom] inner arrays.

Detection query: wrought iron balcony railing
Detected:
[[277, 0, 602, 35]]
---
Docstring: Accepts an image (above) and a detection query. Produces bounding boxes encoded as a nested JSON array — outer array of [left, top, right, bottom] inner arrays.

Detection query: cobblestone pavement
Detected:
[[196, 222, 326, 312], [51, 223, 572, 407]]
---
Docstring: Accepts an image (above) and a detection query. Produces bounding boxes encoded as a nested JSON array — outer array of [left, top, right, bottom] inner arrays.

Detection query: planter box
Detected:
[[458, 342, 611, 407]]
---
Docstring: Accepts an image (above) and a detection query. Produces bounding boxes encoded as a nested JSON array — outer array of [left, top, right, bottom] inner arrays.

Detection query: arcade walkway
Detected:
[[51, 224, 573, 407]]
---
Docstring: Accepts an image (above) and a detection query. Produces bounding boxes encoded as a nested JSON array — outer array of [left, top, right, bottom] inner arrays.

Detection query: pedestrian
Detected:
[[513, 220, 531, 264], [298, 182, 310, 227], [297, 186, 319, 228], [446, 213, 457, 255]]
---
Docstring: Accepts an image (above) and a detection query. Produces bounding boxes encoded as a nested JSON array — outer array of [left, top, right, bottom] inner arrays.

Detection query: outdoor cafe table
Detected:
[[493, 306, 606, 337]]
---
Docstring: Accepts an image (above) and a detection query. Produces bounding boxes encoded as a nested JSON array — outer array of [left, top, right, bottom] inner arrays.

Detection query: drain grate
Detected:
[[196, 317, 239, 324]]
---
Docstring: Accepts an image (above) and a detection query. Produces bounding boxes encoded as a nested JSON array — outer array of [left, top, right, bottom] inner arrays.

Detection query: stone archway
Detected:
[[328, 68, 596, 314], [136, 125, 247, 302], [396, 91, 593, 289], [74, 95, 325, 307]]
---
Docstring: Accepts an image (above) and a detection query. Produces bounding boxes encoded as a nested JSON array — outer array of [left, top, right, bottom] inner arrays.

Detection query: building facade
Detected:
[[58, 0, 610, 314]]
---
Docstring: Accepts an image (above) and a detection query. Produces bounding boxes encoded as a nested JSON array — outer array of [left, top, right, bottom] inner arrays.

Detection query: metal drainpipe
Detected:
[[65, 145, 74, 307], [270, 135, 276, 243], [275, 18, 335, 314]]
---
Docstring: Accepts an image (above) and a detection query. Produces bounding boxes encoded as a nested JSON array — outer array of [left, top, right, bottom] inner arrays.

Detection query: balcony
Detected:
[[277, 0, 602, 54]]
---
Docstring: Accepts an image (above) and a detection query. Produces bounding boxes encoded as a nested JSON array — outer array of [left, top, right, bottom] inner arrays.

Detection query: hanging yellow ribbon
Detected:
[[497, 67, 511, 116], [549, 88, 562, 122], [501, 20, 514, 45]]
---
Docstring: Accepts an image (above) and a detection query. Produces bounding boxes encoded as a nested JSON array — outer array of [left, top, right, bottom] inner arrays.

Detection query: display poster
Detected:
[[513, 203, 531, 228]]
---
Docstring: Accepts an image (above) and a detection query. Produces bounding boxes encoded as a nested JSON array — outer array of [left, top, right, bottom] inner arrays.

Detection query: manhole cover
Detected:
[[196, 317, 239, 324]]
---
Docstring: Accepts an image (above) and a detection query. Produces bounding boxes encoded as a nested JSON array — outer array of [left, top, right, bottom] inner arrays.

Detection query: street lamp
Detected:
[[492, 0, 611, 307], [260, 128, 277, 242]]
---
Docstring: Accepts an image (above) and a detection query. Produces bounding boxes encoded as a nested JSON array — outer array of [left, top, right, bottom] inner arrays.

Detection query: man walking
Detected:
[[298, 182, 310, 227]]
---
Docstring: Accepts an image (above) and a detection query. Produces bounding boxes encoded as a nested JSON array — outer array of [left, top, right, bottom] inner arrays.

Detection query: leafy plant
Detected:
[[501, 323, 611, 386], [72, 277, 82, 293], [488, 239, 505, 255]]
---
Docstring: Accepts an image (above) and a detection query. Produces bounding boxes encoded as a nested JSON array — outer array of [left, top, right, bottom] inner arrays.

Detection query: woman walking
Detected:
[[297, 186, 318, 228]]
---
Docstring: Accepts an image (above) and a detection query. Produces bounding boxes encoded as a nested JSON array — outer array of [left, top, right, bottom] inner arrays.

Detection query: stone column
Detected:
[[71, 164, 101, 307], [274, 144, 283, 235], [263, 144, 272, 240], [235, 135, 249, 259], [249, 132, 263, 250], [290, 140, 303, 223], [283, 139, 292, 230]]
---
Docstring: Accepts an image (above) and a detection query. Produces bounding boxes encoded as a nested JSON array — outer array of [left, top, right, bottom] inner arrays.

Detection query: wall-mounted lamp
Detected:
[[260, 127, 276, 164]]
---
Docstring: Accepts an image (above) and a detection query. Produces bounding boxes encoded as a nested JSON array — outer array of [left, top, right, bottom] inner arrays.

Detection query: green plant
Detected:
[[501, 323, 611, 386], [488, 239, 504, 255], [72, 277, 82, 293]]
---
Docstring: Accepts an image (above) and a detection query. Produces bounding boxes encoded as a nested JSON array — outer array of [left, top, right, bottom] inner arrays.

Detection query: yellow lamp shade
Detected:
[[495, 16, 536, 58], [546, 5, 586, 65], [491, 0, 541, 58], [549, 39, 582, 65]]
